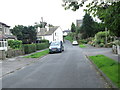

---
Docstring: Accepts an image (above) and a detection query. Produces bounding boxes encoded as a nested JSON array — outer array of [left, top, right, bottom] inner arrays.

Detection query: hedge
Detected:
[[8, 40, 22, 49], [23, 44, 36, 54], [36, 43, 49, 50], [23, 42, 49, 54]]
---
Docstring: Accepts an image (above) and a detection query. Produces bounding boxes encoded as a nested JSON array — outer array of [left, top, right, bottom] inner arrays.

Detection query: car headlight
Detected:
[[49, 47, 51, 49]]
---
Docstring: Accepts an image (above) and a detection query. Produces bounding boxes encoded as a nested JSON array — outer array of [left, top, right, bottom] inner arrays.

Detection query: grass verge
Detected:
[[89, 55, 120, 88], [79, 44, 86, 48], [24, 49, 49, 58]]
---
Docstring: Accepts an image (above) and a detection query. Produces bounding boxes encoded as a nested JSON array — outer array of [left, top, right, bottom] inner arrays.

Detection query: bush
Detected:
[[78, 39, 87, 44], [23, 42, 49, 54], [105, 43, 113, 48], [99, 43, 104, 47], [39, 40, 49, 43], [36, 43, 49, 50], [8, 40, 22, 49], [113, 40, 120, 45], [23, 44, 36, 54]]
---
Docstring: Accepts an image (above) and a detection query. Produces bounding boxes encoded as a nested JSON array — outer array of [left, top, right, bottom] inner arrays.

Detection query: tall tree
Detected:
[[80, 13, 94, 39], [62, 0, 120, 37], [11, 25, 37, 44], [71, 22, 76, 32]]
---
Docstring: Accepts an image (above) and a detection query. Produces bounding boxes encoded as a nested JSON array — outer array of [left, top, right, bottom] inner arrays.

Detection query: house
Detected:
[[63, 30, 71, 36], [36, 26, 63, 43], [76, 20, 82, 27], [0, 22, 16, 51], [36, 27, 47, 41]]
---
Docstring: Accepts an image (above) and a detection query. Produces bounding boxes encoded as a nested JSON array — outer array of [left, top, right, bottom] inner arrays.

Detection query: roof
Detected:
[[0, 34, 16, 41], [37, 28, 47, 36], [0, 22, 10, 28], [45, 26, 59, 35]]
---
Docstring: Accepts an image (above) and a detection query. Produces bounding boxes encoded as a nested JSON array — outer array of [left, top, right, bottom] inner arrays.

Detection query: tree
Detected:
[[71, 22, 76, 32], [34, 21, 47, 28], [62, 0, 120, 37], [11, 25, 37, 44], [80, 13, 95, 39]]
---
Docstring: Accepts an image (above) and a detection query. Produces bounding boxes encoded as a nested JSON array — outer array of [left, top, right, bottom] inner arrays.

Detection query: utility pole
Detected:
[[105, 27, 107, 45], [41, 17, 44, 28]]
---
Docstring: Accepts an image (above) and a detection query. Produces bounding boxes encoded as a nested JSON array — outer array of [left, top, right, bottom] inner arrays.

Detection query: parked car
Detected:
[[49, 41, 64, 53], [72, 41, 78, 45]]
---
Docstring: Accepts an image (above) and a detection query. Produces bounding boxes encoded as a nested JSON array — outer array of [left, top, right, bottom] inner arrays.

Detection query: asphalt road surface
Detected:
[[2, 41, 108, 88]]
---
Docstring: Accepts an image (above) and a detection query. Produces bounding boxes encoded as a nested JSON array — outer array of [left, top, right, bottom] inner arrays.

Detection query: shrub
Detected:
[[78, 39, 87, 44], [39, 40, 49, 43], [8, 40, 22, 49], [36, 43, 49, 50], [23, 42, 49, 54], [99, 43, 104, 47], [113, 40, 120, 45], [23, 44, 36, 54]]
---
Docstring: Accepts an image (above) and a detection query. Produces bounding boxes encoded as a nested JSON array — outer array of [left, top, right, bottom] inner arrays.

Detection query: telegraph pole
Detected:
[[105, 27, 107, 45], [41, 17, 44, 28]]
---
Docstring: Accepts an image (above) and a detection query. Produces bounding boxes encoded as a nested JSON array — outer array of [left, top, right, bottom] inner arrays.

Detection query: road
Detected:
[[2, 41, 108, 88]]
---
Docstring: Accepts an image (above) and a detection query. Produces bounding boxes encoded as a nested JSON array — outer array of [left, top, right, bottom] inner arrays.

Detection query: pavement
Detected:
[[1, 49, 48, 78], [1, 40, 110, 88]]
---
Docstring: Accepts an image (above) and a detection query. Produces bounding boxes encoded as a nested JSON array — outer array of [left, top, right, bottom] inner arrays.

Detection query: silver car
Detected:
[[49, 41, 64, 53]]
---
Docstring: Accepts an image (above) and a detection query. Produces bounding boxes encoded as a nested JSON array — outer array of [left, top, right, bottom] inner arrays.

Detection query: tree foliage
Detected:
[[34, 21, 47, 28], [71, 22, 76, 32], [80, 13, 95, 39], [11, 25, 37, 44], [62, 0, 120, 37]]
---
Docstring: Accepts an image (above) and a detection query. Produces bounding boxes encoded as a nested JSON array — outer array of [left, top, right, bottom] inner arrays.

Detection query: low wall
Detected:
[[6, 49, 24, 58], [0, 50, 6, 60], [0, 49, 25, 60]]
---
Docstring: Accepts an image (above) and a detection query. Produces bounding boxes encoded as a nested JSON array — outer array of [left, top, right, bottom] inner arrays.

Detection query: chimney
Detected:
[[45, 25, 49, 32]]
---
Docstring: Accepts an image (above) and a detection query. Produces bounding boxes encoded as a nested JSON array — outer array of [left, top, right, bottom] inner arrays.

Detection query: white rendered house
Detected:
[[36, 26, 63, 43]]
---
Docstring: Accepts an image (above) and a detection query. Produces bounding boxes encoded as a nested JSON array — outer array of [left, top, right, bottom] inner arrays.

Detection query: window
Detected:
[[0, 42, 2, 47]]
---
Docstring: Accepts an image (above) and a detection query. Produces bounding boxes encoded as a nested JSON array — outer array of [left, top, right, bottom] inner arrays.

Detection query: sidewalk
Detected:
[[0, 49, 48, 78], [82, 44, 119, 62]]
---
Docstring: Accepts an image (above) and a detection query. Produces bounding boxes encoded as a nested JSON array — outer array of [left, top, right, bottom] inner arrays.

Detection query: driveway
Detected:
[[2, 41, 109, 88]]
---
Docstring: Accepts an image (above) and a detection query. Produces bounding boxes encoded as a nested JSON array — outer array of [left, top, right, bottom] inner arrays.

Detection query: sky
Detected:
[[0, 0, 85, 30]]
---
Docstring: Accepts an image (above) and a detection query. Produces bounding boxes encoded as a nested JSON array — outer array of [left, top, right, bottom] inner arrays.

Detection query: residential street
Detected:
[[2, 41, 109, 88]]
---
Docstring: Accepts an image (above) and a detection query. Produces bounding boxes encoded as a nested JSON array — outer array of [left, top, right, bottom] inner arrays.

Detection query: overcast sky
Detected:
[[0, 0, 85, 30]]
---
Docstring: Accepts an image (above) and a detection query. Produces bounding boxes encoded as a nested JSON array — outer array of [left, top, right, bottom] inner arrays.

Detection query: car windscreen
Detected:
[[50, 42, 60, 46]]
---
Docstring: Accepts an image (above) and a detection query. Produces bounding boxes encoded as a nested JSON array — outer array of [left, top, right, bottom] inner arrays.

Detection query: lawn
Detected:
[[24, 49, 49, 58], [89, 55, 120, 88], [79, 44, 86, 48], [64, 35, 73, 42]]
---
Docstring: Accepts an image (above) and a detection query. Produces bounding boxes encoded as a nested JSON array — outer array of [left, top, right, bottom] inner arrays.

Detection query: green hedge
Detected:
[[23, 44, 36, 54], [36, 43, 49, 50], [8, 40, 22, 49], [23, 42, 49, 54]]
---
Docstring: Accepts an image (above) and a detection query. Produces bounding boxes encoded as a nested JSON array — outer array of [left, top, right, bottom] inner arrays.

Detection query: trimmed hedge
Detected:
[[23, 44, 36, 54], [36, 43, 49, 50], [8, 40, 22, 49], [23, 42, 49, 54]]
